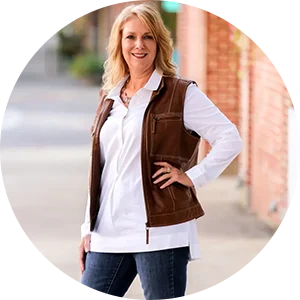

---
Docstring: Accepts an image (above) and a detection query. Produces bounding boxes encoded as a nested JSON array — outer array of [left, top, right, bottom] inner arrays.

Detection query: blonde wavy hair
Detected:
[[102, 3, 177, 93]]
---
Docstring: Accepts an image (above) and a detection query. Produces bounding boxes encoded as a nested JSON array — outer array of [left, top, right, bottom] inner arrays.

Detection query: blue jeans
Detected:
[[81, 247, 190, 300]]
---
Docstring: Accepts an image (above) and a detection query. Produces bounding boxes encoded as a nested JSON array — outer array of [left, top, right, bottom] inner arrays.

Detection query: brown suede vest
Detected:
[[89, 76, 205, 235]]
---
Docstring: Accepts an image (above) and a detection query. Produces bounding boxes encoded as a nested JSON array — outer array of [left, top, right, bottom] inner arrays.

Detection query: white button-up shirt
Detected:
[[81, 69, 243, 261]]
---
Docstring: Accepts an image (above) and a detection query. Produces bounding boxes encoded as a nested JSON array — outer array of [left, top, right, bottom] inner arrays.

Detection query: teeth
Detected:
[[133, 54, 147, 58]]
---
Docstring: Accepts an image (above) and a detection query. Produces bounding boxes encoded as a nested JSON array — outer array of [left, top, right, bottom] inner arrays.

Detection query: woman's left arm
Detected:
[[153, 84, 243, 189], [183, 84, 243, 188]]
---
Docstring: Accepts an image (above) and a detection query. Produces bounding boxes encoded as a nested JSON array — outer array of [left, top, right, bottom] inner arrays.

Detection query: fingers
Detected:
[[84, 234, 91, 252], [79, 242, 86, 274], [152, 162, 176, 189], [152, 162, 172, 179], [79, 255, 85, 274], [79, 234, 91, 274], [153, 173, 171, 184], [159, 177, 175, 189], [152, 162, 188, 189], [152, 168, 171, 179], [159, 178, 174, 189], [153, 161, 170, 169]]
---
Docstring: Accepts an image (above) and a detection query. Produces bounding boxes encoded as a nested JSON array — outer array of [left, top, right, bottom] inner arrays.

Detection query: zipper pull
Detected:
[[145, 223, 150, 245], [151, 117, 160, 134]]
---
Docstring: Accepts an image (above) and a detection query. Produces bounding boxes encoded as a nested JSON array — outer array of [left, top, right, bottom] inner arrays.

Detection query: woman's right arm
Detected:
[[80, 192, 91, 238], [79, 193, 91, 274]]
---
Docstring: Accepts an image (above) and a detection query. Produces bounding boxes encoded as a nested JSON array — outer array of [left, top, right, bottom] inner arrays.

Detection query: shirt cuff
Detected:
[[81, 223, 91, 239], [185, 165, 208, 188]]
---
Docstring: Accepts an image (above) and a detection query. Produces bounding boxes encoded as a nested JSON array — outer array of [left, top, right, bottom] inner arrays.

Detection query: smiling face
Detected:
[[121, 16, 157, 75]]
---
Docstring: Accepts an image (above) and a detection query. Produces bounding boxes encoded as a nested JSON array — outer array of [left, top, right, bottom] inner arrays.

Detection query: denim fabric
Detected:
[[81, 247, 190, 300]]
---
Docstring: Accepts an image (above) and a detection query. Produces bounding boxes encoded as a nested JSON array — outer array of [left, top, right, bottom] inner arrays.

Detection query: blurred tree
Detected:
[[160, 1, 178, 45]]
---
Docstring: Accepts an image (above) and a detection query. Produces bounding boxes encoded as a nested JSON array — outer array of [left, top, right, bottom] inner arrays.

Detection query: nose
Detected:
[[135, 37, 145, 49]]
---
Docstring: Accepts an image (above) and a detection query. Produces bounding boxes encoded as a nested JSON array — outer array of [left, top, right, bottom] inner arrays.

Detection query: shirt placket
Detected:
[[116, 104, 129, 173], [107, 101, 130, 228]]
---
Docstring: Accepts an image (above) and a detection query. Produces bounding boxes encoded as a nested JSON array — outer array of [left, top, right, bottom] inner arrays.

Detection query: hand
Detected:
[[152, 162, 194, 189], [79, 234, 91, 274]]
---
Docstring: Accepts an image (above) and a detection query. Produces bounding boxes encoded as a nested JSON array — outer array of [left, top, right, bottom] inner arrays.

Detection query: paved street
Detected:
[[0, 38, 274, 298]]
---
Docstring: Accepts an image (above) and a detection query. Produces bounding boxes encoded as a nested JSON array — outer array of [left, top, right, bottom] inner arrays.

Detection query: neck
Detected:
[[127, 68, 154, 91]]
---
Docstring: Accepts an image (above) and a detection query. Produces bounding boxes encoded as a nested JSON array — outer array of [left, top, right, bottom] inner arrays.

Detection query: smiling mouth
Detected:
[[132, 53, 147, 58]]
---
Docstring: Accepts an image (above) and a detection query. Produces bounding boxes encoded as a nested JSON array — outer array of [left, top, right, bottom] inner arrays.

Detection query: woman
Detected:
[[79, 3, 242, 299]]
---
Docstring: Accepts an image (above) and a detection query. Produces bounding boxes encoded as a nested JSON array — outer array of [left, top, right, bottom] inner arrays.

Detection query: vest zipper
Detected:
[[152, 117, 161, 133], [145, 223, 150, 244], [141, 80, 164, 245], [152, 115, 182, 134]]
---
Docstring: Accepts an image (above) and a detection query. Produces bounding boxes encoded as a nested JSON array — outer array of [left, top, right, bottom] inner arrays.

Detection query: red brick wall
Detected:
[[177, 7, 292, 226], [177, 5, 209, 162], [177, 5, 207, 91], [238, 34, 251, 186], [248, 42, 292, 224], [179, 14, 241, 170], [177, 9, 240, 171], [176, 4, 189, 79], [206, 15, 240, 127], [204, 14, 240, 172]]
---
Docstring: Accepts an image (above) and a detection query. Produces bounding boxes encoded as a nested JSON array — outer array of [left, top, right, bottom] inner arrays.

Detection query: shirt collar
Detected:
[[143, 69, 162, 91], [106, 69, 162, 100], [106, 75, 129, 99]]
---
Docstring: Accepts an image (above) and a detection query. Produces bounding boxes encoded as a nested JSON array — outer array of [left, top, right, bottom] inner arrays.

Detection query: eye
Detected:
[[144, 35, 153, 40], [126, 35, 135, 39]]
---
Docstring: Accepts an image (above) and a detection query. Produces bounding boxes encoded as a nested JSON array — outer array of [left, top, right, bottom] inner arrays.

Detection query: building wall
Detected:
[[238, 34, 251, 187], [287, 106, 300, 206], [177, 5, 207, 91], [177, 7, 293, 226], [238, 33, 252, 210], [206, 14, 240, 174], [177, 5, 209, 163], [71, 14, 89, 50], [97, 7, 110, 59], [247, 42, 292, 224], [178, 10, 240, 173]]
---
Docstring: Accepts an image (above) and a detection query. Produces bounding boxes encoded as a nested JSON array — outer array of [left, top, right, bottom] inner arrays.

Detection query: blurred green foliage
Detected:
[[160, 4, 177, 45], [57, 30, 84, 59], [69, 53, 104, 84]]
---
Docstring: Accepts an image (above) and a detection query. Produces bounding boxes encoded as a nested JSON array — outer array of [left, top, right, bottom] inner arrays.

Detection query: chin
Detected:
[[132, 63, 154, 71], [129, 65, 148, 72]]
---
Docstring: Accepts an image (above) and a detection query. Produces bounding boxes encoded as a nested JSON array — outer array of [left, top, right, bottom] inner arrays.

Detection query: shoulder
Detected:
[[163, 75, 196, 84], [163, 76, 198, 93], [184, 84, 216, 112], [174, 77, 206, 99], [95, 88, 109, 116], [162, 76, 209, 100]]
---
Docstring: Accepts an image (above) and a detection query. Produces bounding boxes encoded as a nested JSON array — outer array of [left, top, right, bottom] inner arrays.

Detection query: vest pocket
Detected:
[[167, 182, 193, 210], [150, 113, 183, 156], [151, 114, 182, 134], [152, 157, 193, 213]]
